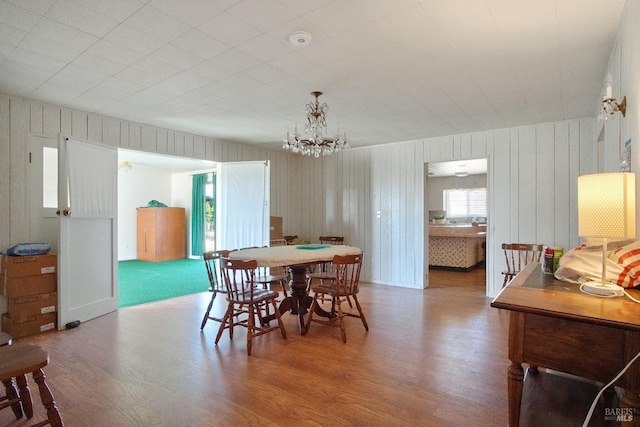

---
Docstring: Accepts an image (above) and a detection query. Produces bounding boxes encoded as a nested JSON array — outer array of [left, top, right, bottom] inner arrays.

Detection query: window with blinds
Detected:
[[443, 188, 487, 217]]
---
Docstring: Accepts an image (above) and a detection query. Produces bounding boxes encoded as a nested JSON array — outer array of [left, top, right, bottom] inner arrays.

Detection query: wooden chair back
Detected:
[[203, 250, 232, 293], [221, 258, 258, 302], [305, 253, 368, 342], [501, 243, 544, 287], [333, 253, 363, 295], [201, 250, 235, 329], [319, 236, 345, 245], [217, 258, 287, 355], [315, 236, 345, 276]]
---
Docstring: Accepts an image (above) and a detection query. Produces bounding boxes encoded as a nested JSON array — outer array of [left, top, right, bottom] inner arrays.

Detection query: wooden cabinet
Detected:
[[136, 207, 185, 262]]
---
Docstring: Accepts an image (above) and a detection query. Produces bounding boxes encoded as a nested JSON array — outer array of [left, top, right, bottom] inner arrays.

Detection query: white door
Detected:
[[57, 136, 118, 328], [216, 161, 270, 250]]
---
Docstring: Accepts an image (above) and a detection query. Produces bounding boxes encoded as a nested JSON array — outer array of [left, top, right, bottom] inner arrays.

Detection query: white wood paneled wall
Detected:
[[0, 93, 596, 298], [294, 120, 596, 297]]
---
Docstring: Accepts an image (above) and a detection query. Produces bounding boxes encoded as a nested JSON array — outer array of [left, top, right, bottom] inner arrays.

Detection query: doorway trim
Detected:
[[423, 157, 490, 295]]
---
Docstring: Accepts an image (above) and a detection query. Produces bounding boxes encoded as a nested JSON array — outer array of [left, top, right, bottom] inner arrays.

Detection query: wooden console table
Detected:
[[491, 263, 640, 426]]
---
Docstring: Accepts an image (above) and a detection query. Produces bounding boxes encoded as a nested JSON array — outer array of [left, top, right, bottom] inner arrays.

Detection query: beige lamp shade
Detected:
[[578, 172, 636, 239]]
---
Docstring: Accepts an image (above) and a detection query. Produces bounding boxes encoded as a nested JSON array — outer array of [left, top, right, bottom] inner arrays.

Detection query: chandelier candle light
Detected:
[[283, 91, 348, 157]]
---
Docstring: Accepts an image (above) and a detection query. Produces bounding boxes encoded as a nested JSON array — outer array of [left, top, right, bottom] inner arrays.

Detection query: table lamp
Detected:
[[578, 172, 636, 297]]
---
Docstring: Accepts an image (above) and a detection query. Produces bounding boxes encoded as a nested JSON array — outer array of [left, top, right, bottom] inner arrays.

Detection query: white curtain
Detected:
[[66, 138, 117, 218], [216, 161, 269, 251]]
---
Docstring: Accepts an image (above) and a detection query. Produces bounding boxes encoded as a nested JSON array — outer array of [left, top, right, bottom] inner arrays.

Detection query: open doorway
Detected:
[[205, 172, 216, 252], [115, 149, 217, 307], [117, 148, 216, 261], [425, 158, 488, 291]]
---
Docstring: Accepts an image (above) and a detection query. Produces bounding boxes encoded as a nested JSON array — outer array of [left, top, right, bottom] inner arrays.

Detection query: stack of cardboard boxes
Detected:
[[270, 216, 283, 241], [0, 254, 58, 338]]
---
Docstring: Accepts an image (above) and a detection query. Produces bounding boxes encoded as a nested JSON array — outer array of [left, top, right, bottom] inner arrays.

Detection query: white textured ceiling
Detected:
[[0, 0, 625, 152], [428, 158, 488, 177]]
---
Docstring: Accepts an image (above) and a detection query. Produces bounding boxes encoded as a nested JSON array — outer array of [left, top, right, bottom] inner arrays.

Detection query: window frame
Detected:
[[443, 187, 487, 218]]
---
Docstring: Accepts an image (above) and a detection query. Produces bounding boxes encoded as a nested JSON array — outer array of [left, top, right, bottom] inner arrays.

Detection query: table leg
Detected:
[[617, 332, 640, 426], [312, 302, 334, 318], [619, 391, 640, 426], [506, 311, 526, 427], [508, 361, 524, 427], [2, 378, 22, 419], [15, 374, 33, 419], [276, 265, 313, 334], [32, 369, 63, 427]]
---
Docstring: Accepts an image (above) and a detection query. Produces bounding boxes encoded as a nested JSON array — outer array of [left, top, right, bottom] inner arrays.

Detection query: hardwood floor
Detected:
[[0, 267, 510, 426]]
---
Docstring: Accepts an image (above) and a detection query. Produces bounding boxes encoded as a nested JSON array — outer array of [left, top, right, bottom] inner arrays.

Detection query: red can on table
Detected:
[[542, 246, 563, 274]]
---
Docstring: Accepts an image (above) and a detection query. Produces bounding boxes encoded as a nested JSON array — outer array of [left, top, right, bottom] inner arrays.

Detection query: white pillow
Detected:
[[555, 240, 640, 288], [608, 239, 640, 288]]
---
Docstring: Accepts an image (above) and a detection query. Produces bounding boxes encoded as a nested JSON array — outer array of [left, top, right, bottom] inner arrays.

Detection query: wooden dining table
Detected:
[[229, 244, 362, 333]]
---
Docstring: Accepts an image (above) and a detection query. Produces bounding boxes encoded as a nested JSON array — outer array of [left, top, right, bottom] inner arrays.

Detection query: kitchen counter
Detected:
[[429, 224, 486, 237], [429, 224, 486, 269]]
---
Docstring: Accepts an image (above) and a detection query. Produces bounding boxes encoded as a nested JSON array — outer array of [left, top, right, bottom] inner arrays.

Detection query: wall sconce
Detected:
[[601, 82, 626, 120]]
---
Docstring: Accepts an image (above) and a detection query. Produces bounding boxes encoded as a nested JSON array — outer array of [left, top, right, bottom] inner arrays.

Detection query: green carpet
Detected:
[[118, 259, 209, 308]]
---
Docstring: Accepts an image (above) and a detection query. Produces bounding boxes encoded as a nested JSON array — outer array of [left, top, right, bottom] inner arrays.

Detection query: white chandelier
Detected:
[[283, 91, 348, 157]]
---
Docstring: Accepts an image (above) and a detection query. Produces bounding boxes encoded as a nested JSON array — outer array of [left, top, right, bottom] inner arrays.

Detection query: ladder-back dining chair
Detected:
[[305, 253, 368, 343], [200, 250, 232, 329], [311, 236, 345, 276], [215, 258, 287, 356], [501, 243, 545, 287], [309, 236, 346, 303], [255, 240, 290, 297]]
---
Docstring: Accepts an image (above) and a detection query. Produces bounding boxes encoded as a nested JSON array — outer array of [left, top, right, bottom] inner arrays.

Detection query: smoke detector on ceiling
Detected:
[[289, 31, 312, 46]]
